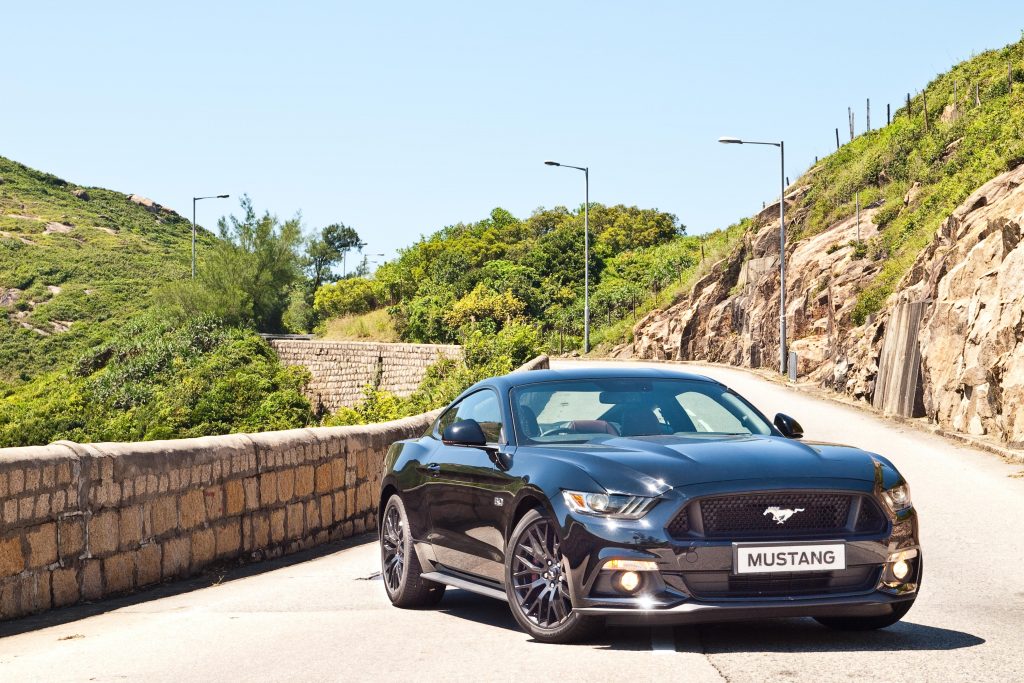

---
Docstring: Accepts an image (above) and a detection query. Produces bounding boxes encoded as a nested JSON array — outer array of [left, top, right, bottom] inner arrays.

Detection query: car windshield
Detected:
[[511, 378, 774, 445]]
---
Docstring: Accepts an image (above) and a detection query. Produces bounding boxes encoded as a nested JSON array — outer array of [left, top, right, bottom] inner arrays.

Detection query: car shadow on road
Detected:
[[435, 589, 687, 650], [692, 618, 984, 653]]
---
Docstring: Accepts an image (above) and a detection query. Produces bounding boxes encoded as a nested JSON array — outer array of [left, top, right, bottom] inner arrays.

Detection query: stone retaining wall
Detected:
[[0, 354, 549, 622], [0, 413, 436, 621], [268, 340, 463, 413]]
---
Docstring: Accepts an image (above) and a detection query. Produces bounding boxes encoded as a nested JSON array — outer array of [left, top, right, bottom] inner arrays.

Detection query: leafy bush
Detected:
[[0, 316, 313, 447], [314, 277, 377, 318]]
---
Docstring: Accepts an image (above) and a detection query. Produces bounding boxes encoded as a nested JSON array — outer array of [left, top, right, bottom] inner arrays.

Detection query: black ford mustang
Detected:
[[378, 367, 921, 643]]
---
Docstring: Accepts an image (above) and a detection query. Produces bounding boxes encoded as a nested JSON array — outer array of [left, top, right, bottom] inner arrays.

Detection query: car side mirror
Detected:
[[442, 419, 488, 448], [774, 413, 804, 439]]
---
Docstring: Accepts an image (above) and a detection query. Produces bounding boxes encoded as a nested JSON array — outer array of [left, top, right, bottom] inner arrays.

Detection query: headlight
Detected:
[[562, 490, 658, 519], [882, 483, 912, 512]]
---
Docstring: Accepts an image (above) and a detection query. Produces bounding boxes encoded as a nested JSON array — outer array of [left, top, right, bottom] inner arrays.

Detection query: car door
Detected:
[[425, 388, 517, 583]]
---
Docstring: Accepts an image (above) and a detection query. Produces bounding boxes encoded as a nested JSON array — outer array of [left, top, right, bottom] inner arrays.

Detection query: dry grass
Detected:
[[319, 308, 398, 342]]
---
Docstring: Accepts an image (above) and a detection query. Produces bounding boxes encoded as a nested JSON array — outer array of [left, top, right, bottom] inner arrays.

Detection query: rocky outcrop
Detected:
[[626, 165, 1024, 448]]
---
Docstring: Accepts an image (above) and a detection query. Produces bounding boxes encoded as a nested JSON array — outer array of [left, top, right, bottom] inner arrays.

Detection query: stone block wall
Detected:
[[269, 340, 463, 413], [0, 413, 436, 621]]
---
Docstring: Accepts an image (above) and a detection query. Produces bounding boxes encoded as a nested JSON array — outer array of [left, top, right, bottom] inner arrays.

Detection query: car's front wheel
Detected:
[[505, 508, 600, 643], [380, 494, 445, 608]]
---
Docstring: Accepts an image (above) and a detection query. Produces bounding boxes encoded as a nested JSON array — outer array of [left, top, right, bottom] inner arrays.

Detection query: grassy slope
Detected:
[[788, 38, 1024, 321], [0, 156, 216, 391], [610, 37, 1024, 349], [318, 308, 399, 342]]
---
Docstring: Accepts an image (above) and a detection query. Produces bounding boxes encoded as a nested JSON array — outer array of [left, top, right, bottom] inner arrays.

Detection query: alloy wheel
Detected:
[[511, 518, 572, 629], [381, 504, 405, 593]]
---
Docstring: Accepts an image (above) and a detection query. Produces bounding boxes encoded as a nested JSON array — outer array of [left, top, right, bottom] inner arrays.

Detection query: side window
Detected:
[[438, 390, 505, 444]]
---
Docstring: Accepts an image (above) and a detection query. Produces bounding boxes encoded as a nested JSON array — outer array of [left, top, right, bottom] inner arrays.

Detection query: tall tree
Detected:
[[199, 195, 304, 331], [306, 223, 364, 291]]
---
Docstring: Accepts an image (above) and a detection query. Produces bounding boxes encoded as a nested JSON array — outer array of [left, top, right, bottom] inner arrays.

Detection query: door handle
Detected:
[[424, 463, 441, 476]]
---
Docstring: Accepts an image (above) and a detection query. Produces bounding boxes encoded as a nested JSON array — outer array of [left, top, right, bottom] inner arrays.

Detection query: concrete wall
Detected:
[[269, 340, 463, 413], [0, 413, 436, 621]]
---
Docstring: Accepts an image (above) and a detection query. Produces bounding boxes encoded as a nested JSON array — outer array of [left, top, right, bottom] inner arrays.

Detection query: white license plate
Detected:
[[734, 543, 846, 574]]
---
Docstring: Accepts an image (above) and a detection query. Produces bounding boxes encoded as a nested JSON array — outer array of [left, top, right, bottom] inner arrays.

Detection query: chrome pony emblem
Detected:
[[763, 506, 805, 525]]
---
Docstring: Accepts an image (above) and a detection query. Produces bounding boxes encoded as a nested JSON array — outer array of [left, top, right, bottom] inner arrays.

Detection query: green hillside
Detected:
[[788, 37, 1024, 322], [0, 158, 313, 447], [0, 156, 213, 387]]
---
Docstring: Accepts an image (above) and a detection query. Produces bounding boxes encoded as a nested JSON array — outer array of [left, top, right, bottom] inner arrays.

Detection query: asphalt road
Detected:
[[2, 360, 1022, 682]]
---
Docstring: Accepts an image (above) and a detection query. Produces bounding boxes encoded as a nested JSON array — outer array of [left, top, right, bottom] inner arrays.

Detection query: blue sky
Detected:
[[5, 2, 1023, 261]]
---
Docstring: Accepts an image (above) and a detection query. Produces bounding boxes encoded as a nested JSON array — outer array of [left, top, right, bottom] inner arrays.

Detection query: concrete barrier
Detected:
[[873, 301, 928, 417]]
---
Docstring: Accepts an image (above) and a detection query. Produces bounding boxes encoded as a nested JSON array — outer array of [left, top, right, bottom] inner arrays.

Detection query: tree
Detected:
[[306, 223, 364, 291], [158, 195, 304, 332]]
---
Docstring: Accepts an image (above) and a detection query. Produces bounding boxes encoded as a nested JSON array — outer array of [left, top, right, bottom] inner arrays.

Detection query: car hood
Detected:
[[521, 434, 893, 493]]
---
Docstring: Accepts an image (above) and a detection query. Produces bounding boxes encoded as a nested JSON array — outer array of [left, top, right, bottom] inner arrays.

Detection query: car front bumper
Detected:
[[575, 592, 915, 625], [556, 485, 922, 623]]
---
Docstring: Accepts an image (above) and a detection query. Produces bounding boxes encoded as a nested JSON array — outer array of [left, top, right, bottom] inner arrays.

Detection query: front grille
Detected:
[[667, 507, 689, 537], [701, 492, 850, 537], [665, 491, 889, 540], [677, 566, 880, 600]]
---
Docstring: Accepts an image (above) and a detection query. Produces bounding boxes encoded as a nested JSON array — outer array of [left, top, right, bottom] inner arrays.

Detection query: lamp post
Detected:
[[192, 194, 230, 278], [718, 136, 787, 374], [544, 160, 590, 354]]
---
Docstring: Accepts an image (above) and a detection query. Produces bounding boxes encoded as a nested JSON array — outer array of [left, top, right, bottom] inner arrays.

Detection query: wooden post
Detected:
[[1010, 60, 1014, 93], [887, 102, 891, 125], [815, 155, 818, 164], [922, 90, 929, 131], [906, 92, 911, 115], [835, 127, 840, 150], [856, 192, 861, 242], [848, 107, 854, 141], [866, 98, 871, 131], [975, 82, 981, 106]]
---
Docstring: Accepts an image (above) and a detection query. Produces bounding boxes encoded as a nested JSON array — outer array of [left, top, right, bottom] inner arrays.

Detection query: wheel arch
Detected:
[[506, 490, 554, 542], [379, 482, 399, 532]]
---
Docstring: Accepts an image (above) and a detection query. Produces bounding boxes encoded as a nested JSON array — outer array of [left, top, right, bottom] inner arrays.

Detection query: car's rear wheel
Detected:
[[380, 494, 445, 608], [505, 508, 600, 643], [814, 599, 915, 630]]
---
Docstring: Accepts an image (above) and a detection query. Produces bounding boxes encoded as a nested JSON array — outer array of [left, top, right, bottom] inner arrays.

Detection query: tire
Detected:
[[814, 599, 915, 631], [504, 508, 601, 644], [380, 494, 445, 608]]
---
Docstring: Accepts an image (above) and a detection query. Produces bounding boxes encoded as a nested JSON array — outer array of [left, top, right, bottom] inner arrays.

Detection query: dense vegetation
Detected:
[[787, 38, 1024, 323], [313, 204, 745, 353], [0, 157, 548, 445], [0, 317, 312, 447], [0, 159, 354, 447]]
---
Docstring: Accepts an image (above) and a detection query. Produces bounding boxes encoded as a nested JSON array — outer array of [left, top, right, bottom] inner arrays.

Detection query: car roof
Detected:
[[482, 365, 722, 393]]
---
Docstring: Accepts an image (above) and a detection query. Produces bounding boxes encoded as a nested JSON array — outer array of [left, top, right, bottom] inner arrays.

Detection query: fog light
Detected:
[[892, 559, 910, 580], [615, 571, 641, 593]]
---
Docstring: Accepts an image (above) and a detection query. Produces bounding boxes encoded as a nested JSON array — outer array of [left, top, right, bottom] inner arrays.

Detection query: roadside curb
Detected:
[[556, 356, 1024, 466]]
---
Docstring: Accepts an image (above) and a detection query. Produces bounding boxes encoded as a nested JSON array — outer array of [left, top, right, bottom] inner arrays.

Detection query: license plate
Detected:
[[734, 543, 846, 574]]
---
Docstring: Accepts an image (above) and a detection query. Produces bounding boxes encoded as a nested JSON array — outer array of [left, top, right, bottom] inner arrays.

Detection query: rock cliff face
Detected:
[[624, 165, 1024, 447]]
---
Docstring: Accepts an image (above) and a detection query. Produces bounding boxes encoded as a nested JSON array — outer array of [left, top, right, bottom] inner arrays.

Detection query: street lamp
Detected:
[[192, 194, 230, 278], [544, 160, 590, 354], [718, 136, 787, 375]]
